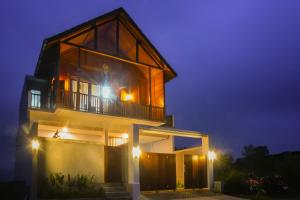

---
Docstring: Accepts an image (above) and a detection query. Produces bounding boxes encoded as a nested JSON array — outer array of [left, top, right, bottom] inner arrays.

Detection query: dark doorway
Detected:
[[184, 155, 207, 189], [104, 146, 122, 183], [140, 152, 176, 191]]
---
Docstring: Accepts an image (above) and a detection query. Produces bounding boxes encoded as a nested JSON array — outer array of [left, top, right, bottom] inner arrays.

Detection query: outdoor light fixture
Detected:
[[208, 151, 216, 161], [124, 94, 133, 101], [102, 86, 111, 99], [132, 146, 141, 158], [60, 127, 73, 139], [61, 127, 69, 133], [192, 155, 199, 160], [32, 139, 40, 150], [52, 127, 74, 139], [122, 133, 128, 139]]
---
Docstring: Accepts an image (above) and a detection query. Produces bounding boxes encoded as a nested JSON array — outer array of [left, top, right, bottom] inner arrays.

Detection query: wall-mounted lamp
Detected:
[[192, 155, 199, 161], [208, 150, 216, 161], [132, 146, 141, 158], [32, 139, 40, 150]]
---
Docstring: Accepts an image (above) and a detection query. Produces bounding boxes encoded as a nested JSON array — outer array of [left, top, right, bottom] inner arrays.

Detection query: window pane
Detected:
[[79, 82, 88, 94], [97, 20, 117, 55], [30, 90, 41, 108], [91, 84, 101, 96], [71, 80, 77, 92], [68, 29, 95, 49], [151, 68, 164, 107], [139, 46, 158, 67], [119, 22, 136, 61]]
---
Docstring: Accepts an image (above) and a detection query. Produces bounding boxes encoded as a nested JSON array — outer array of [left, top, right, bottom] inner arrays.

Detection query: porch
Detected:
[[29, 122, 212, 200]]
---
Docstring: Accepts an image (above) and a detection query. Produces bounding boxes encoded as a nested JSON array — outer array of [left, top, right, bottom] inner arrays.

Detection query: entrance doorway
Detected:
[[104, 146, 122, 183]]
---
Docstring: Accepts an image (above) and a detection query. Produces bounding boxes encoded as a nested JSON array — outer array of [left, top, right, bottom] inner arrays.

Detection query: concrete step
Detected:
[[105, 191, 129, 197], [103, 186, 126, 192], [106, 197, 131, 200], [102, 183, 131, 200], [102, 182, 122, 187]]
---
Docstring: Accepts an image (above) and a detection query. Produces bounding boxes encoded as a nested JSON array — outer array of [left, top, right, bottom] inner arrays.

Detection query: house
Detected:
[[15, 8, 214, 200]]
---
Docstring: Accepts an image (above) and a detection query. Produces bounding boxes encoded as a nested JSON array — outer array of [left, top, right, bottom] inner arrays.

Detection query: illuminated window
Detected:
[[30, 90, 41, 108], [91, 84, 101, 112], [108, 136, 128, 146], [79, 82, 89, 111]]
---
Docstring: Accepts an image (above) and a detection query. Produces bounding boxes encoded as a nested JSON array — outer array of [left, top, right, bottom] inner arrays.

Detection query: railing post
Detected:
[[88, 83, 91, 112]]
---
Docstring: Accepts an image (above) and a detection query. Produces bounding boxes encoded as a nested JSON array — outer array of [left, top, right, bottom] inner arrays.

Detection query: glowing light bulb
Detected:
[[208, 151, 216, 161], [102, 86, 111, 99], [124, 94, 133, 101], [62, 127, 68, 132], [32, 139, 40, 150], [132, 146, 141, 158]]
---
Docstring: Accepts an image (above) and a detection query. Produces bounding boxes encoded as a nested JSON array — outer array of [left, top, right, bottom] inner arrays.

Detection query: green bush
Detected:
[[38, 173, 104, 198], [223, 169, 248, 195]]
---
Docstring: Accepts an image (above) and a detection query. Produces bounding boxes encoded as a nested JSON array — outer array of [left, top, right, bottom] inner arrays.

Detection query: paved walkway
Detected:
[[141, 190, 247, 200]]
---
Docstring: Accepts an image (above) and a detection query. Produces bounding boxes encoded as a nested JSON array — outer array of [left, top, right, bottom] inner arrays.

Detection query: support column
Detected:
[[127, 125, 140, 200], [104, 128, 108, 146], [30, 123, 38, 200], [202, 136, 214, 191]]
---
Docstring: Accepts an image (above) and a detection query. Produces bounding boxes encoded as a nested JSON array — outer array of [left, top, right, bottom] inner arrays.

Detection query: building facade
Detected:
[[15, 8, 214, 200]]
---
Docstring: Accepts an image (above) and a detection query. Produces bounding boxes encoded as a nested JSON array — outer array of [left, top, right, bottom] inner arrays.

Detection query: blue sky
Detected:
[[0, 0, 299, 178]]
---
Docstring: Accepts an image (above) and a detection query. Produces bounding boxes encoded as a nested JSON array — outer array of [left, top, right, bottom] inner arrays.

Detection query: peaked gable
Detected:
[[38, 8, 177, 82]]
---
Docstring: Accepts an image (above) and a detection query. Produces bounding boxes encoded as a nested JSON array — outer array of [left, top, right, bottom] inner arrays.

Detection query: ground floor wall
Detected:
[[38, 138, 105, 183]]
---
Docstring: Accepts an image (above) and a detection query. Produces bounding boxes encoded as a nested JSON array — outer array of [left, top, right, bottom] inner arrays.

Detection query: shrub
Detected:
[[38, 173, 104, 198], [223, 169, 248, 195]]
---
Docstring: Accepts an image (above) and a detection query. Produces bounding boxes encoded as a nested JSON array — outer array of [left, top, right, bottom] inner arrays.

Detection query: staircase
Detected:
[[102, 183, 131, 200]]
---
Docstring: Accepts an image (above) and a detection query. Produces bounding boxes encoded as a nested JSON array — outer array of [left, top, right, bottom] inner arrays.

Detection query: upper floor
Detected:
[[21, 8, 177, 124]]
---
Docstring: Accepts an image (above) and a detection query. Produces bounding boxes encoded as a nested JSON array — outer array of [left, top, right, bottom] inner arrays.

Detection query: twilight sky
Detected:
[[0, 0, 299, 178]]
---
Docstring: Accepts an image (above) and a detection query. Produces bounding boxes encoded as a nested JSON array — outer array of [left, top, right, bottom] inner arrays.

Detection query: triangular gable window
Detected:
[[138, 45, 159, 67], [119, 22, 136, 61], [96, 20, 117, 55], [68, 29, 95, 49], [64, 19, 160, 68]]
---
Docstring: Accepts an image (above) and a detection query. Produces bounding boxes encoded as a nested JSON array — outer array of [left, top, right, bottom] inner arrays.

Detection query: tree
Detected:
[[214, 153, 234, 181]]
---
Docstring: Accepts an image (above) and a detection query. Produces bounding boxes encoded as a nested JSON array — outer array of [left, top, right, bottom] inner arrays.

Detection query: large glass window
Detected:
[[151, 68, 164, 107], [97, 20, 117, 55], [119, 22, 136, 61], [68, 29, 95, 49]]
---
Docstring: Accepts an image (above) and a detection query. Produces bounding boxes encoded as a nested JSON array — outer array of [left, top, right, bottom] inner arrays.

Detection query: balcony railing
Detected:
[[28, 90, 165, 122]]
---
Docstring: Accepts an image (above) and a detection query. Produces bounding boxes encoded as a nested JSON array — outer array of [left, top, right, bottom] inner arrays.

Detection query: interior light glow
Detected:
[[192, 155, 199, 160], [208, 151, 216, 161], [122, 133, 128, 139], [132, 146, 141, 158], [102, 86, 111, 99], [124, 94, 133, 101], [32, 139, 40, 150]]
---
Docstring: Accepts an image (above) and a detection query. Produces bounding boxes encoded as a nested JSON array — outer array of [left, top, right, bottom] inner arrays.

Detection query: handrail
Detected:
[[28, 90, 165, 122]]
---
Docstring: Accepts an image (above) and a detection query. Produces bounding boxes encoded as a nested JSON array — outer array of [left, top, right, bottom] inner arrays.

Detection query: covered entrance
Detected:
[[140, 152, 176, 191], [104, 146, 122, 183]]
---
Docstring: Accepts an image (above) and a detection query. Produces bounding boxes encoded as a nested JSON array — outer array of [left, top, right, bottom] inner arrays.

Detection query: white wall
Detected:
[[140, 136, 174, 153], [38, 138, 105, 183]]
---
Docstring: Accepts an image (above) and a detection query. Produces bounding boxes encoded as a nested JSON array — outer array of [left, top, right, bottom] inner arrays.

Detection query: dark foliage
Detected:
[[214, 145, 300, 197], [0, 181, 30, 200]]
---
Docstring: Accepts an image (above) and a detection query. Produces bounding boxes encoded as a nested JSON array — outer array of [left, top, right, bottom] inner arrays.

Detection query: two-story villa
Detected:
[[15, 8, 214, 200]]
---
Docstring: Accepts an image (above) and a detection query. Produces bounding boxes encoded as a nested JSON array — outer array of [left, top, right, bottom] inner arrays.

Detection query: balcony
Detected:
[[28, 90, 165, 122]]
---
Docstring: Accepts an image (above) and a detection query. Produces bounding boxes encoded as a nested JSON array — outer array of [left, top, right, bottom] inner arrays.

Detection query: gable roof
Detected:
[[37, 7, 177, 81]]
